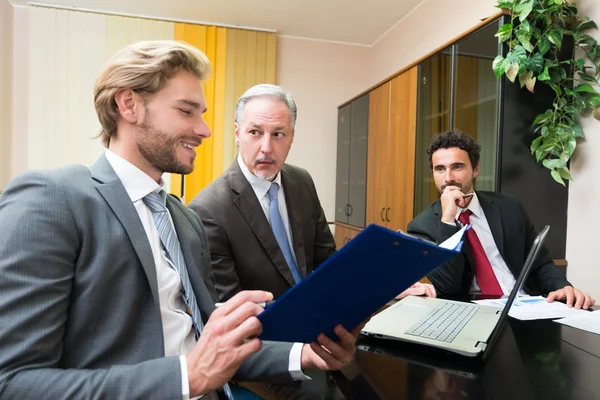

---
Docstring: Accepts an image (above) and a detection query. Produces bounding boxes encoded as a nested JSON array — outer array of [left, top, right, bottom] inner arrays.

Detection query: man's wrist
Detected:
[[300, 344, 314, 370], [186, 354, 207, 398]]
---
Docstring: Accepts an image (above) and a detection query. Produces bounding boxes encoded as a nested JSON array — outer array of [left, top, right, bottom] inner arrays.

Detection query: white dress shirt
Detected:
[[237, 154, 308, 380], [452, 192, 526, 296], [105, 151, 197, 399]]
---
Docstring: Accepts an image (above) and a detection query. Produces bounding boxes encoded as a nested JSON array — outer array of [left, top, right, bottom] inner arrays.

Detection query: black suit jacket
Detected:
[[407, 191, 570, 298], [188, 159, 336, 301]]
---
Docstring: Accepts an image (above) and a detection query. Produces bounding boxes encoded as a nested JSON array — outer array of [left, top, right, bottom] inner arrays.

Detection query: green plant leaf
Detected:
[[538, 66, 551, 81], [519, 0, 534, 20], [548, 30, 563, 49], [538, 38, 551, 56], [495, 23, 513, 43], [573, 83, 597, 93], [492, 55, 507, 77], [558, 167, 572, 181], [578, 20, 598, 32], [506, 62, 519, 83], [572, 122, 585, 138], [577, 72, 598, 84], [532, 109, 553, 126], [550, 170, 566, 186], [590, 94, 600, 107], [530, 136, 543, 153], [528, 53, 544, 74], [543, 159, 566, 170], [496, 1, 515, 9]]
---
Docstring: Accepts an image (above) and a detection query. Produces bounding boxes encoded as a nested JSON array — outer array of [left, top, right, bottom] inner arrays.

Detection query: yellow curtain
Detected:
[[171, 25, 277, 203]]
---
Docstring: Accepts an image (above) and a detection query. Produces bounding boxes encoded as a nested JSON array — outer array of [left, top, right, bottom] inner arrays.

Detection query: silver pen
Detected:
[[214, 300, 275, 308]]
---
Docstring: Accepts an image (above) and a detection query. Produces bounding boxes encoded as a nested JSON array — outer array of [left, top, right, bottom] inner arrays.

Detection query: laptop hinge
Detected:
[[475, 341, 487, 350]]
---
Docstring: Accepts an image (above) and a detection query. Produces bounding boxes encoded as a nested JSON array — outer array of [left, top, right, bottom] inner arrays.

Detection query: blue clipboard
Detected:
[[257, 224, 463, 343]]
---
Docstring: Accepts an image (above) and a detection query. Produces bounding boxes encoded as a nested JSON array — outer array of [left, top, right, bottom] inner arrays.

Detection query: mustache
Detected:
[[254, 156, 276, 165], [440, 181, 463, 191]]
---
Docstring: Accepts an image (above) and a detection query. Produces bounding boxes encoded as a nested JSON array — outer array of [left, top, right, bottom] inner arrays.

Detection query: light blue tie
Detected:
[[268, 183, 302, 284], [144, 191, 234, 400]]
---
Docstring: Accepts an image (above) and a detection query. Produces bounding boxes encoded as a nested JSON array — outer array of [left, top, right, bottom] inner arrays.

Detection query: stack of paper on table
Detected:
[[555, 310, 600, 335], [472, 295, 589, 321]]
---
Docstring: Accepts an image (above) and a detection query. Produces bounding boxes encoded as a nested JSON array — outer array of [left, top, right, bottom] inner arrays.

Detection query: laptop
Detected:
[[361, 225, 550, 358]]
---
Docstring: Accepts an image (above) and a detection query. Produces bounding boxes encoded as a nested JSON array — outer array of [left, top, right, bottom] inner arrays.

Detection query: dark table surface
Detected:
[[333, 316, 600, 400]]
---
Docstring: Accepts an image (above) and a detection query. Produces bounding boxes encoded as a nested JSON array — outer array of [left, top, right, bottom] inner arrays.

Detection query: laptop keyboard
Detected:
[[405, 303, 479, 343]]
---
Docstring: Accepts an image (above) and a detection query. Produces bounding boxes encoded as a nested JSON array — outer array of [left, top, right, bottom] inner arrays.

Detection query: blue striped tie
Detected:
[[144, 191, 234, 400], [268, 183, 302, 284]]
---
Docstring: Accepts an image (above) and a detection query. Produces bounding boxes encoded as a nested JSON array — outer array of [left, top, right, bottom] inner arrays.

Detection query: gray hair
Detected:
[[234, 84, 297, 129]]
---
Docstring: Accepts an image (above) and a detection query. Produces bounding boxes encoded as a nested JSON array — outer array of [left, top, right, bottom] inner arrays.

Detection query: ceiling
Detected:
[[12, 0, 426, 46]]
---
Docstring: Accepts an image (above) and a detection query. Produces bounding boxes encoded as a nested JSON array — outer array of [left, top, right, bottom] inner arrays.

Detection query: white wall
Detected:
[[565, 0, 600, 300], [276, 36, 369, 221], [369, 0, 498, 85], [0, 1, 13, 189]]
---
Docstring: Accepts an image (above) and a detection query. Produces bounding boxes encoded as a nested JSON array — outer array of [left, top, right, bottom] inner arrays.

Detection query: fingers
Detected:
[[546, 289, 560, 303], [426, 284, 437, 298], [574, 290, 584, 310], [212, 290, 273, 317], [236, 337, 263, 360], [220, 301, 264, 333], [309, 342, 340, 370], [565, 286, 575, 308], [227, 314, 263, 344]]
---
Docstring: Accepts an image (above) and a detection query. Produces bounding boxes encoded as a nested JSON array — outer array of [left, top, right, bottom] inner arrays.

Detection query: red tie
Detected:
[[458, 210, 503, 296]]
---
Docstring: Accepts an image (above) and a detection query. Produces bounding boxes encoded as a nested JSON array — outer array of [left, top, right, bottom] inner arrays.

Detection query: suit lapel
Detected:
[[281, 168, 307, 278], [90, 155, 160, 307], [228, 161, 297, 287], [478, 192, 506, 259]]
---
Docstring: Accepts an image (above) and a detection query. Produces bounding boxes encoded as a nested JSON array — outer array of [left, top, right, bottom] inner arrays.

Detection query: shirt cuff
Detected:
[[442, 220, 456, 226], [180, 355, 191, 400], [289, 343, 311, 381]]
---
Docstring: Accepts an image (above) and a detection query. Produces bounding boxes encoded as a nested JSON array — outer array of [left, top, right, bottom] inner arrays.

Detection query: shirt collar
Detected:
[[237, 154, 282, 200], [455, 191, 483, 221], [105, 150, 165, 203]]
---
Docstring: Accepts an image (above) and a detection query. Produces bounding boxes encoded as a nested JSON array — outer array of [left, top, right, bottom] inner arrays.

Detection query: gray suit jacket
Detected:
[[0, 155, 294, 399], [188, 159, 336, 301]]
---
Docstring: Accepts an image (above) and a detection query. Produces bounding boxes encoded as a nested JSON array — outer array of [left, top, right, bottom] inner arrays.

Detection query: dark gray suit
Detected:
[[0, 155, 293, 399], [407, 190, 570, 298], [188, 159, 336, 302]]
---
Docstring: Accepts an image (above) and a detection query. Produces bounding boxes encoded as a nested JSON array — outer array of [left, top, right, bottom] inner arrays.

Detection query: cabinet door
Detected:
[[334, 104, 352, 223], [413, 50, 452, 216], [366, 82, 390, 227], [348, 94, 369, 227], [387, 68, 418, 231], [334, 223, 348, 250]]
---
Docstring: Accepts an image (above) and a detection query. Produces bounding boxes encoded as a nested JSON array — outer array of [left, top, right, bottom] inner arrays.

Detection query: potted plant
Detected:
[[492, 0, 600, 185]]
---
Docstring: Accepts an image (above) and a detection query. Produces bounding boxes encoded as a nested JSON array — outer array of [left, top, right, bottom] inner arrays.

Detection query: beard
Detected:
[[137, 114, 194, 176], [439, 179, 473, 194], [253, 155, 278, 181]]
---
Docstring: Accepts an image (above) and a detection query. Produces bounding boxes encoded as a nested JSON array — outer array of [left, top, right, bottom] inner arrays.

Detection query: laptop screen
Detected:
[[481, 225, 550, 360]]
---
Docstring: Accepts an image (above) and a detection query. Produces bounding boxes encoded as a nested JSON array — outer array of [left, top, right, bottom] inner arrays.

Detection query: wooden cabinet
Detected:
[[366, 67, 418, 231], [334, 223, 362, 250], [334, 94, 369, 227]]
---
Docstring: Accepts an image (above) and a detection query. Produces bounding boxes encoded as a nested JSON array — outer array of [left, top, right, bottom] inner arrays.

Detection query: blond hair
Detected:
[[94, 40, 211, 147]]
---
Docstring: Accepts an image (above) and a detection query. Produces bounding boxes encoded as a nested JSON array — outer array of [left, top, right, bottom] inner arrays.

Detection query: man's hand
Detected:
[[396, 282, 436, 300], [186, 290, 272, 397], [546, 286, 595, 310], [440, 186, 469, 224], [300, 322, 366, 371]]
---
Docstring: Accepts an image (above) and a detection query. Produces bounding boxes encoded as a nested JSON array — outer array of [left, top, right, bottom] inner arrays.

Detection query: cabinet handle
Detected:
[[348, 204, 353, 216], [386, 207, 390, 222], [380, 207, 385, 222], [345, 204, 350, 216]]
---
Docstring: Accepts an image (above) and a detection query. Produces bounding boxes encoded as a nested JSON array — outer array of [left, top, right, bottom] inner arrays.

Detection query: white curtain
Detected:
[[27, 7, 174, 189]]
